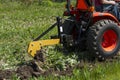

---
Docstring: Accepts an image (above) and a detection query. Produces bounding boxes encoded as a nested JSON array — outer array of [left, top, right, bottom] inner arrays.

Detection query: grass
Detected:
[[0, 1, 120, 80], [0, 1, 64, 69]]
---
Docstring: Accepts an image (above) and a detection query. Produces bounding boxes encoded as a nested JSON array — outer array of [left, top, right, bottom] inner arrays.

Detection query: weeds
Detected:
[[0, 1, 120, 80]]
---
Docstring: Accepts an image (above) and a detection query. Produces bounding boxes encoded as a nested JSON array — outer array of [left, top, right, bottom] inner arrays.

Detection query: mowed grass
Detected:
[[0, 1, 120, 80]]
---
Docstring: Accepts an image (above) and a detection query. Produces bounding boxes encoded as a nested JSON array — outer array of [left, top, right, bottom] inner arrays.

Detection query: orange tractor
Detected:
[[28, 0, 120, 60]]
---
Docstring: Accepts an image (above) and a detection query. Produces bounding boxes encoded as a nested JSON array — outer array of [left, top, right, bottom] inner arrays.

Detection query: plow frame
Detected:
[[28, 17, 64, 57]]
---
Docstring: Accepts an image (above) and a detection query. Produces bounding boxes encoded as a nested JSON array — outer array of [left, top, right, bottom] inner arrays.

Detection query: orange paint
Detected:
[[77, 0, 88, 10]]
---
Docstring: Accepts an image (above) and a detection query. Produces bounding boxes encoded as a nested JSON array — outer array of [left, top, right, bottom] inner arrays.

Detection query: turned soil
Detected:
[[0, 50, 119, 80], [0, 60, 75, 80]]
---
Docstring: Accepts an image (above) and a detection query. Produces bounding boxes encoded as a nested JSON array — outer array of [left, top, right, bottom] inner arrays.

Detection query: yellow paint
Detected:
[[28, 39, 60, 57]]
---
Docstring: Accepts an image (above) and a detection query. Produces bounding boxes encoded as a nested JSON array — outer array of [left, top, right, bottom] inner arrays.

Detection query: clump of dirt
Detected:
[[0, 59, 76, 80], [16, 65, 35, 80], [0, 69, 15, 80], [1, 57, 119, 80], [0, 60, 76, 80], [34, 49, 46, 62], [0, 49, 119, 80], [0, 49, 47, 80]]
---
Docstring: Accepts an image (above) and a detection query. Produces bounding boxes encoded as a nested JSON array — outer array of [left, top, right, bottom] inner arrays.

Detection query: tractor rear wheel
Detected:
[[87, 20, 120, 60]]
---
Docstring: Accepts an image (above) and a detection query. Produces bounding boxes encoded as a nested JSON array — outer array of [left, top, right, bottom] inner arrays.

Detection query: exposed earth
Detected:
[[0, 50, 120, 80], [0, 60, 78, 80]]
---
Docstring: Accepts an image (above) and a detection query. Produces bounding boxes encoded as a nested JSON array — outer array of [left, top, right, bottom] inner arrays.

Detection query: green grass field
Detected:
[[0, 1, 120, 80]]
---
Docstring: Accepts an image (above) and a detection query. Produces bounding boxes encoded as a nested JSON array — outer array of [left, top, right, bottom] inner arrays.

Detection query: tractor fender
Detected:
[[93, 12, 119, 24]]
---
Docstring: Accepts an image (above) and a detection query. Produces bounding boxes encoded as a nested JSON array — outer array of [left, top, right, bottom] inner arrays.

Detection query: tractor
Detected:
[[28, 0, 120, 61]]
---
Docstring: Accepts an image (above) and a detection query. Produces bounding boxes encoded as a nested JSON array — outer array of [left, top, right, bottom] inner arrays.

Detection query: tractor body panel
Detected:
[[93, 12, 119, 24], [77, 0, 89, 10]]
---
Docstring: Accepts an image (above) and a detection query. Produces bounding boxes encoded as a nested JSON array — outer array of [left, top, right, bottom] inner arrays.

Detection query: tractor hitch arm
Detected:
[[33, 22, 57, 41], [28, 39, 60, 57], [28, 17, 63, 57]]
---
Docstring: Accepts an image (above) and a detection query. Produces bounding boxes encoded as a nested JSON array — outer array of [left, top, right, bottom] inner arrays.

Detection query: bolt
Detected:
[[30, 50, 32, 53], [96, 52, 99, 55], [31, 44, 34, 46]]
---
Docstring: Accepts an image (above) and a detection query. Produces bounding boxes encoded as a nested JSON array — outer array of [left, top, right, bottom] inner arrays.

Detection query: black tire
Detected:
[[87, 19, 120, 60]]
